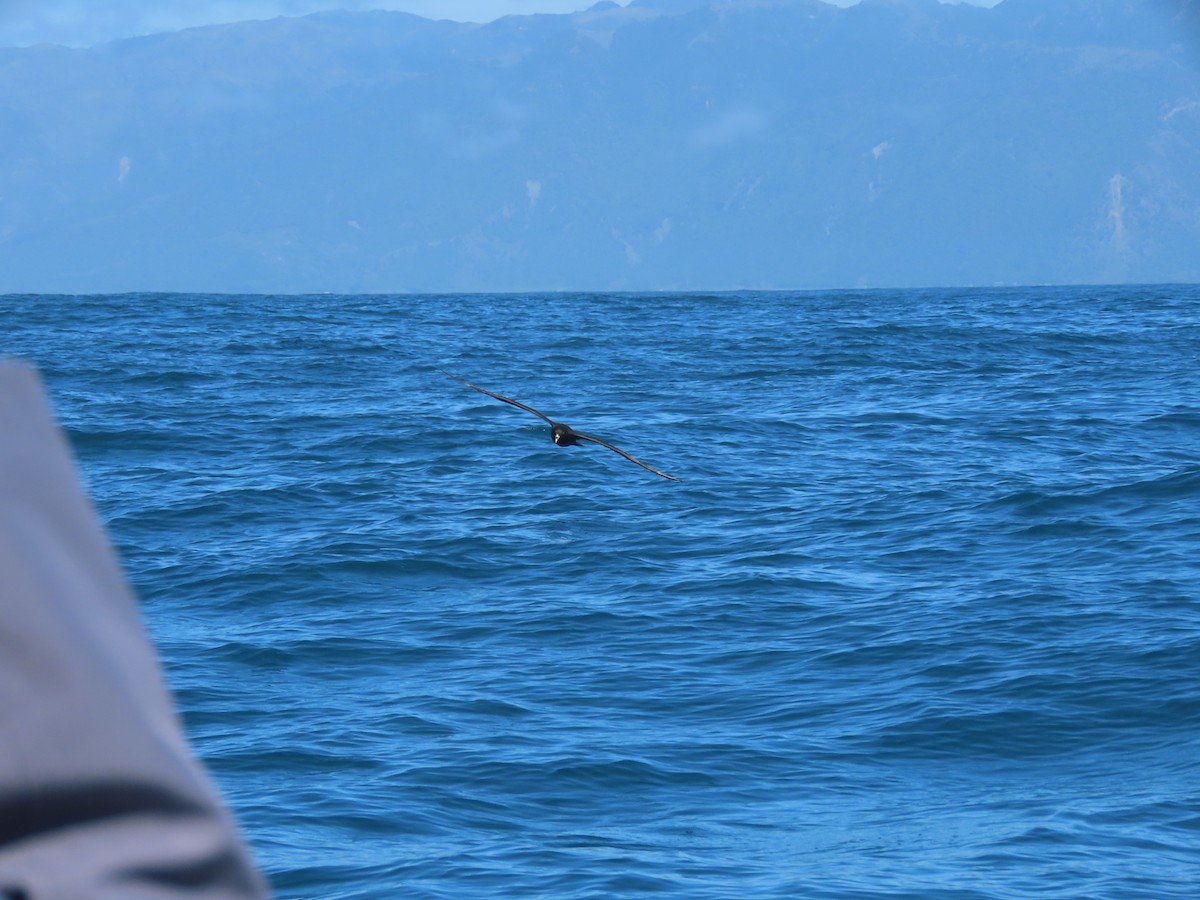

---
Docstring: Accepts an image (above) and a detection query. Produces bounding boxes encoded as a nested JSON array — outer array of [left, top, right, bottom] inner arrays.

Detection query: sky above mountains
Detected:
[[0, 0, 999, 47]]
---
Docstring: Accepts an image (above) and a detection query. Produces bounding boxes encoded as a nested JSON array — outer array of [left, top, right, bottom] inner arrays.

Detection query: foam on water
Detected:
[[4, 286, 1199, 898]]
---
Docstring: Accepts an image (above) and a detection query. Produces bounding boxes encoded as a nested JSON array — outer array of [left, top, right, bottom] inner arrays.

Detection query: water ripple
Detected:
[[4, 287, 1199, 898]]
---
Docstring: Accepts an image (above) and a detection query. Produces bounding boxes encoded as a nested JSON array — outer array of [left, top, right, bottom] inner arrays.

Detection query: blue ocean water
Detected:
[[4, 287, 1200, 899]]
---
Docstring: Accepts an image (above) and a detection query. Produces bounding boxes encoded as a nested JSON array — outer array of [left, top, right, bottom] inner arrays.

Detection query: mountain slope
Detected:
[[1, 0, 1197, 292]]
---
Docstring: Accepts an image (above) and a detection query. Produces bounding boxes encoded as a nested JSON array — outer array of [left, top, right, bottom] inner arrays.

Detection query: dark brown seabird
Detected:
[[445, 372, 681, 481]]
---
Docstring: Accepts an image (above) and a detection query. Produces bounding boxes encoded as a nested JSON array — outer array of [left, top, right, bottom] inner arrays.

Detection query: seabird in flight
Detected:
[[445, 372, 681, 481]]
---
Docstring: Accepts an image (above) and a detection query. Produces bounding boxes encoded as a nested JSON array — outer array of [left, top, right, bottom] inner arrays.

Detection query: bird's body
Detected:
[[551, 423, 579, 447], [445, 372, 680, 481]]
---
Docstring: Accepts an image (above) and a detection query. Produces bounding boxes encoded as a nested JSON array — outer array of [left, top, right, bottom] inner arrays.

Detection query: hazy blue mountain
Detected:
[[1, 0, 1198, 292]]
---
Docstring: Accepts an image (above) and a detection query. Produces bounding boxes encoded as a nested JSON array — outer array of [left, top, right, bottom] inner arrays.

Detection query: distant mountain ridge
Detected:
[[1, 0, 1197, 292]]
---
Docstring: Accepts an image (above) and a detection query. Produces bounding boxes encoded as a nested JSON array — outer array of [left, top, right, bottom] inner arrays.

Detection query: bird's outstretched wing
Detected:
[[444, 372, 554, 425], [570, 430, 682, 482]]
